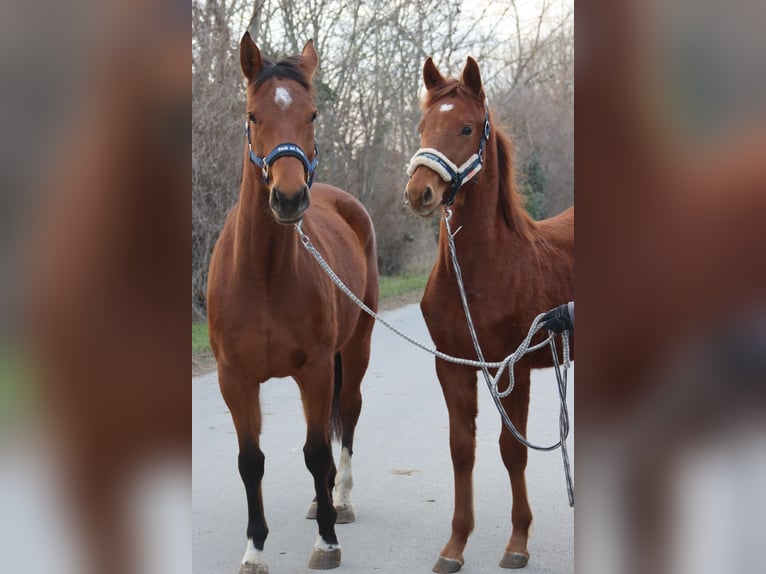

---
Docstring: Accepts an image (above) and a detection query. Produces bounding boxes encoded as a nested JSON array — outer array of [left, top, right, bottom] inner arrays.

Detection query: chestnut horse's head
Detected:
[[240, 32, 319, 223], [405, 56, 490, 216]]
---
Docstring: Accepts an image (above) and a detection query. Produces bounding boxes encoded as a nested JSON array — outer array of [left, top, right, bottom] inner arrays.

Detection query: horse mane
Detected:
[[422, 79, 476, 109], [254, 56, 314, 95], [423, 79, 535, 239], [495, 127, 535, 240]]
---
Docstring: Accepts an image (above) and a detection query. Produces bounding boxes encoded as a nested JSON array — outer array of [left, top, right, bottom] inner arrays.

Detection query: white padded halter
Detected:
[[406, 148, 482, 183]]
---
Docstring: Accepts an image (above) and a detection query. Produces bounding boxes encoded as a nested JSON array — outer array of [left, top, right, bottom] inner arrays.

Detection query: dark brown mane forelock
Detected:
[[423, 79, 483, 110], [254, 56, 314, 95]]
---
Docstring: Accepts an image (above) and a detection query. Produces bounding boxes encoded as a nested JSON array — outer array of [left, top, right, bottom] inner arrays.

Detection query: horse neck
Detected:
[[437, 133, 535, 270], [233, 164, 297, 277]]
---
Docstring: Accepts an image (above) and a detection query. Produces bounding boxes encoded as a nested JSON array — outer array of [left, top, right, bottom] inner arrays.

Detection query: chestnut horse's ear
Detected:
[[240, 32, 263, 83], [300, 39, 319, 80], [423, 57, 446, 91], [462, 57, 484, 99]]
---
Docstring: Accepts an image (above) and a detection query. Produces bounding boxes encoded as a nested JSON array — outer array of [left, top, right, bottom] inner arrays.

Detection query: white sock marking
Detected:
[[333, 447, 353, 507], [274, 86, 292, 111], [314, 535, 340, 551], [242, 539, 267, 566], [439, 103, 454, 112]]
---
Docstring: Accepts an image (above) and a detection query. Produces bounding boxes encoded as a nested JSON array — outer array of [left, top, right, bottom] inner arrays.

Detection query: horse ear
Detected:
[[423, 57, 446, 91], [300, 39, 319, 80], [462, 57, 484, 99], [240, 32, 263, 83]]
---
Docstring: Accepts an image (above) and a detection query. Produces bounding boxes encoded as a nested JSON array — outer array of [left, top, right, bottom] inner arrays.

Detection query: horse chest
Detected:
[[215, 285, 334, 380], [421, 279, 510, 355]]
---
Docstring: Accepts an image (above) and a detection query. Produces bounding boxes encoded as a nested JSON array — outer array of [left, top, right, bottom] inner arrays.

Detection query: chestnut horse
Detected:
[[206, 34, 378, 573], [404, 57, 574, 572]]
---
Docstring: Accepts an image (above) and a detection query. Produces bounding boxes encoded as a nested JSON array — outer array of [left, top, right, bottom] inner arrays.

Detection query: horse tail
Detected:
[[330, 352, 343, 442]]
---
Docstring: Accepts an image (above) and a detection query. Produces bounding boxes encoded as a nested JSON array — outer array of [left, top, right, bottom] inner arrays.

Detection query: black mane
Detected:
[[254, 56, 311, 91]]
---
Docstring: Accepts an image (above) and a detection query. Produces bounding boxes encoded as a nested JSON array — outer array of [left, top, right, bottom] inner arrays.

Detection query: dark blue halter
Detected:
[[245, 121, 319, 188]]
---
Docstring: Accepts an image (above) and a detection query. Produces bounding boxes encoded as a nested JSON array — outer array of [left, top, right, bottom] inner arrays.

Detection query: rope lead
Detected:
[[294, 216, 574, 507]]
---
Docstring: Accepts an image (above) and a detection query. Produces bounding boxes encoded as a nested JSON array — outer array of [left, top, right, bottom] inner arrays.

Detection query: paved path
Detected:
[[193, 304, 574, 573]]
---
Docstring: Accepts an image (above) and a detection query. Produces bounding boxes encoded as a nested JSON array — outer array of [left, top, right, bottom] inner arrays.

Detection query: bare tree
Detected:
[[192, 0, 574, 317]]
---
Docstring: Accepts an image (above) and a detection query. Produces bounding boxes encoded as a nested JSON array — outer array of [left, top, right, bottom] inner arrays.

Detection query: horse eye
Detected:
[[461, 125, 473, 136], [248, 113, 257, 124], [310, 111, 318, 123]]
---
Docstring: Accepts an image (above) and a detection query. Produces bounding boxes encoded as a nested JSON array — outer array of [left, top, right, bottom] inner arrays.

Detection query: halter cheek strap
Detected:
[[245, 121, 319, 188], [406, 104, 491, 206]]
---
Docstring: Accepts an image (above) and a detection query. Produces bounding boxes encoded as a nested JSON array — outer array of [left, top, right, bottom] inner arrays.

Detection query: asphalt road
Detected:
[[193, 303, 574, 574]]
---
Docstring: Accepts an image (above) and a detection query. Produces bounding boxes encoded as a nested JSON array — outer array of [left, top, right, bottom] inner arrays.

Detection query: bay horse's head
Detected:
[[405, 57, 490, 216], [240, 32, 319, 223]]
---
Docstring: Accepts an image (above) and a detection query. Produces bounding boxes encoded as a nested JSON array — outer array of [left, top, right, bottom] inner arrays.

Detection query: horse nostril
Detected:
[[269, 187, 286, 211], [403, 189, 410, 205], [298, 185, 310, 211], [271, 187, 283, 209], [423, 186, 434, 206]]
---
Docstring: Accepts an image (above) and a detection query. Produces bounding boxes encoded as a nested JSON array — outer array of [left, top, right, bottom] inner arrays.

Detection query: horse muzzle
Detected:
[[405, 171, 443, 217], [270, 185, 310, 223]]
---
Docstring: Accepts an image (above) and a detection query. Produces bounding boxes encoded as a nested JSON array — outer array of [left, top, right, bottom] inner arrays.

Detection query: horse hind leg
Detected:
[[333, 328, 372, 524], [332, 444, 355, 524], [306, 353, 343, 522], [498, 367, 533, 569]]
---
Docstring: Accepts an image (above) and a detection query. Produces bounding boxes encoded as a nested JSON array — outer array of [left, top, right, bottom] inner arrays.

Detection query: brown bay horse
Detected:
[[206, 34, 378, 573], [404, 57, 574, 572]]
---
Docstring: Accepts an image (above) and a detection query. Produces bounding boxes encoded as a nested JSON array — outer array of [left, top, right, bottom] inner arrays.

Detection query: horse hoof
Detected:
[[239, 563, 269, 574], [499, 552, 529, 569], [306, 502, 355, 523], [308, 547, 341, 570], [335, 504, 355, 524], [432, 556, 463, 573]]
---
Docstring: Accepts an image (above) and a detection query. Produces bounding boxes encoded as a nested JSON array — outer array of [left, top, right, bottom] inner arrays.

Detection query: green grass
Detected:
[[192, 270, 430, 356], [378, 270, 429, 300], [192, 323, 211, 355]]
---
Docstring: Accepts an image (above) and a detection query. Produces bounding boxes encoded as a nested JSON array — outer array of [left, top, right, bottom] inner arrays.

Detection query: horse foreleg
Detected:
[[498, 366, 532, 569], [433, 360, 478, 574], [296, 360, 342, 570], [219, 367, 269, 574]]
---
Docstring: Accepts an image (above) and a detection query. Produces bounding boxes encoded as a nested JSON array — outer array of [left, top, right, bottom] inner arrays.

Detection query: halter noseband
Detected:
[[406, 103, 491, 206], [245, 121, 319, 188]]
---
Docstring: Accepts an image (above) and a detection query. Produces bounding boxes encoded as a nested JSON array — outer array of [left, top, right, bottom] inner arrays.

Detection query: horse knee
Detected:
[[450, 440, 476, 474], [238, 448, 265, 482], [499, 436, 528, 472], [303, 441, 332, 475]]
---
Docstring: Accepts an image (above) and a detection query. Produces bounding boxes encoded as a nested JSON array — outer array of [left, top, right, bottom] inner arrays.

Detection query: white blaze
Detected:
[[274, 86, 292, 111], [439, 103, 454, 112]]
